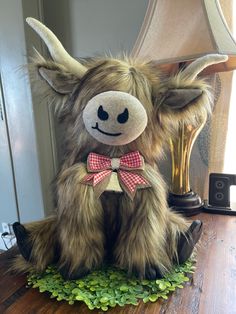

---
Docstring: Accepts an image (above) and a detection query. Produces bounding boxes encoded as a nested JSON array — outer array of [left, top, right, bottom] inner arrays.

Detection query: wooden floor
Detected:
[[0, 213, 236, 314]]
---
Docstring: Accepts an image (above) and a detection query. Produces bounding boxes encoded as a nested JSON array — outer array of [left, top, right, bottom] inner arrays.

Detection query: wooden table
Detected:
[[0, 213, 236, 314]]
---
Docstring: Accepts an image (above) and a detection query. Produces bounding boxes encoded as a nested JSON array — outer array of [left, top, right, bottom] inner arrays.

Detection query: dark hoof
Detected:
[[133, 264, 162, 280], [145, 264, 162, 280], [13, 222, 32, 261], [59, 264, 90, 280], [177, 220, 203, 264]]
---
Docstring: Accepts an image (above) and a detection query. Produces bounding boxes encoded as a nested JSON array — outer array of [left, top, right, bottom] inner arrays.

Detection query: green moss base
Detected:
[[27, 260, 195, 311]]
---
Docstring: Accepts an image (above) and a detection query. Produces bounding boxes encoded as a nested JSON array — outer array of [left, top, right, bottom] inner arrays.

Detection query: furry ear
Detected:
[[153, 54, 227, 125], [160, 88, 203, 109], [29, 54, 82, 119], [153, 72, 212, 128], [38, 66, 80, 95]]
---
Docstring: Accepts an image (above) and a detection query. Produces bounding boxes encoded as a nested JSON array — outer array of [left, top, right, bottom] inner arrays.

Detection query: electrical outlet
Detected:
[[2, 222, 11, 234], [0, 232, 16, 250]]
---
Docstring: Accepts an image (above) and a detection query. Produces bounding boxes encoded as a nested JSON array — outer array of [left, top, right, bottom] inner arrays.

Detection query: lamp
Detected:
[[132, 0, 236, 216]]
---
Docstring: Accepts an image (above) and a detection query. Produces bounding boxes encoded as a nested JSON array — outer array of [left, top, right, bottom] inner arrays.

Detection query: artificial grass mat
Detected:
[[27, 260, 195, 311]]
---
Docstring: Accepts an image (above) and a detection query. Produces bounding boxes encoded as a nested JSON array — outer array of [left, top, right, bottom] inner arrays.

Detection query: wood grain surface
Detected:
[[0, 213, 235, 314]]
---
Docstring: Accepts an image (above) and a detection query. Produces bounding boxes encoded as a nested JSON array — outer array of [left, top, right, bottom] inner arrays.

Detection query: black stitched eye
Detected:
[[98, 105, 109, 120], [117, 108, 129, 124]]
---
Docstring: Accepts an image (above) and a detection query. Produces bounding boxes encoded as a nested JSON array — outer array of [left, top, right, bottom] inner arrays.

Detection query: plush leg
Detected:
[[56, 163, 105, 280], [13, 222, 32, 261], [177, 220, 203, 264], [114, 165, 194, 280], [13, 216, 57, 272]]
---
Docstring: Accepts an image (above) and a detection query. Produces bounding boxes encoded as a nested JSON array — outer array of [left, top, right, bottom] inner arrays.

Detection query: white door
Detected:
[[0, 74, 19, 233]]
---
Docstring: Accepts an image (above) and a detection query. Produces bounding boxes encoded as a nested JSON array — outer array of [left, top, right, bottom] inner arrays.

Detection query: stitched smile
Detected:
[[92, 122, 122, 136]]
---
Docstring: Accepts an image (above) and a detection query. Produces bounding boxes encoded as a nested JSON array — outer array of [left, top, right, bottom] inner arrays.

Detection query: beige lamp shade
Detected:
[[132, 0, 236, 74]]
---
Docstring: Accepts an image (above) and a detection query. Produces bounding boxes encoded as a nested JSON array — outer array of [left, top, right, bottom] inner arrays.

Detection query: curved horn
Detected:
[[26, 17, 87, 77], [181, 54, 228, 81]]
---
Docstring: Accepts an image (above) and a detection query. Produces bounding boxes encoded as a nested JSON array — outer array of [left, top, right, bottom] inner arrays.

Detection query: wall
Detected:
[[43, 0, 148, 57]]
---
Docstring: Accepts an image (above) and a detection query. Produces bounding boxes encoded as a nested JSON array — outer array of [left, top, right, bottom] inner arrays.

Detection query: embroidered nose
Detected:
[[111, 158, 120, 170]]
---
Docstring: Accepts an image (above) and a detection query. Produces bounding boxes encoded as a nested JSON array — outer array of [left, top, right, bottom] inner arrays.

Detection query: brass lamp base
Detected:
[[168, 112, 207, 217], [168, 191, 203, 217]]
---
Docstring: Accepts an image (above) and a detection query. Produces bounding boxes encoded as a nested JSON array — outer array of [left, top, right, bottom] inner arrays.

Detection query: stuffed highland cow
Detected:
[[13, 18, 227, 280]]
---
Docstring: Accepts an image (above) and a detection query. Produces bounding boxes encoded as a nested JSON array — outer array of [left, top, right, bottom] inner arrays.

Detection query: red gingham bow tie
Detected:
[[81, 151, 151, 199]]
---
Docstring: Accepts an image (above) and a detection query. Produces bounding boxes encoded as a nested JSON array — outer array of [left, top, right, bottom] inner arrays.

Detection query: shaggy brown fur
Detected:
[[13, 54, 210, 279]]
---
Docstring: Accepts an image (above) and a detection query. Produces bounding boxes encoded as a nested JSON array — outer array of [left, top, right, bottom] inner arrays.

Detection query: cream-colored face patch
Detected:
[[82, 91, 148, 146]]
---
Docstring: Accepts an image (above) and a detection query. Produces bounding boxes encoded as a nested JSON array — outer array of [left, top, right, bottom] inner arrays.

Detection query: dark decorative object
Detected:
[[203, 173, 236, 215]]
